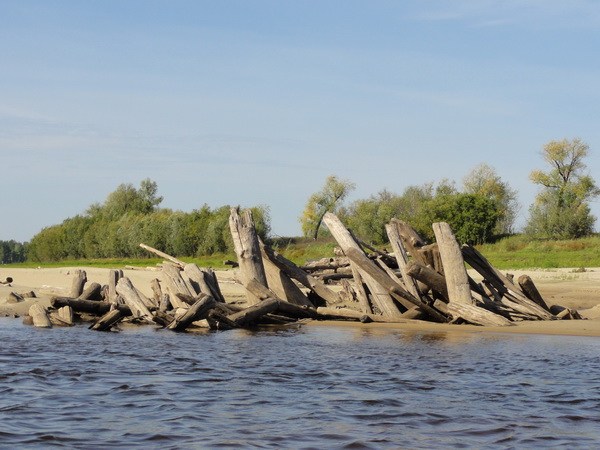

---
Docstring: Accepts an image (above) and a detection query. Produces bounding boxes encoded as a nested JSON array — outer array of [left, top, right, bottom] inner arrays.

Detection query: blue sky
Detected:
[[1, 0, 599, 242]]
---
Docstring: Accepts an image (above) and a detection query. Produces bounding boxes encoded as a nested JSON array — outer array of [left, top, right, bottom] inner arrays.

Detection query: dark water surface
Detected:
[[1, 318, 600, 449]]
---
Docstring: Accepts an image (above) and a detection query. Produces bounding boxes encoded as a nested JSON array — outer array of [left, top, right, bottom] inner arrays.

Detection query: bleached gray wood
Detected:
[[69, 270, 87, 298], [29, 304, 52, 328], [323, 212, 402, 319], [139, 243, 185, 268], [108, 269, 123, 303], [161, 263, 192, 309], [261, 255, 313, 307], [432, 222, 473, 306], [446, 302, 514, 327], [386, 221, 422, 300], [229, 208, 268, 306], [78, 282, 102, 301], [167, 294, 216, 331], [116, 277, 154, 322]]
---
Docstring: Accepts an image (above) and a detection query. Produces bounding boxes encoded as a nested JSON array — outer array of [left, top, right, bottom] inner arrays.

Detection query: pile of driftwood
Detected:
[[24, 209, 578, 331]]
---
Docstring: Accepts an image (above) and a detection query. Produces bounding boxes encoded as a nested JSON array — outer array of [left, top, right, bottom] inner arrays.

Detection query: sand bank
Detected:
[[2, 266, 600, 336]]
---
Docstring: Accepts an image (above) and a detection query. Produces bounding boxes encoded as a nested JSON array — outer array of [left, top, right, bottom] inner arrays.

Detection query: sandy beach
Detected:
[[2, 266, 600, 337]]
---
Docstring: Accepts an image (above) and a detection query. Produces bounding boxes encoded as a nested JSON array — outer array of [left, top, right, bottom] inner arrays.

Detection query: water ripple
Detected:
[[1, 319, 600, 448]]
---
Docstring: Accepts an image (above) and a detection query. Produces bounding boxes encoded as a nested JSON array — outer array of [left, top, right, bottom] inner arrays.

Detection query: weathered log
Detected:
[[150, 278, 163, 305], [386, 221, 422, 300], [445, 302, 514, 327], [108, 269, 124, 303], [51, 297, 131, 316], [57, 306, 74, 325], [392, 219, 428, 264], [260, 241, 341, 305], [406, 261, 449, 301], [350, 265, 372, 314], [345, 247, 448, 323], [116, 277, 154, 322], [7, 292, 23, 303], [70, 270, 87, 298], [29, 304, 52, 328], [227, 298, 279, 327], [300, 257, 350, 272], [323, 213, 402, 318], [245, 279, 319, 319], [316, 307, 412, 323], [432, 222, 473, 305], [162, 263, 193, 309], [229, 208, 268, 306], [183, 264, 225, 302], [261, 254, 313, 307], [78, 282, 103, 301], [517, 275, 550, 312], [158, 293, 171, 312], [167, 294, 216, 331], [90, 309, 124, 331], [139, 243, 185, 268]]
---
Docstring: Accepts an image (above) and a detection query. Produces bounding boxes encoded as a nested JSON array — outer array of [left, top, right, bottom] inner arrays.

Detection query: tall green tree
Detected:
[[300, 175, 355, 239], [463, 163, 519, 234], [526, 138, 599, 239]]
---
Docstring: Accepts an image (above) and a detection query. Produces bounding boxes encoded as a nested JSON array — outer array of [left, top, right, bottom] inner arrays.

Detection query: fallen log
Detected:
[[51, 297, 131, 316], [406, 261, 449, 300], [139, 243, 185, 268], [445, 301, 514, 327], [78, 282, 103, 301], [90, 309, 124, 331], [227, 298, 279, 327], [29, 304, 52, 328], [116, 277, 154, 323], [518, 275, 551, 312], [245, 279, 319, 319], [261, 254, 313, 307], [167, 294, 216, 331], [316, 307, 410, 323]]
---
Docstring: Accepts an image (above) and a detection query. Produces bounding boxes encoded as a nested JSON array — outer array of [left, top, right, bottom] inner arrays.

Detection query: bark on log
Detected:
[[167, 294, 216, 331], [51, 297, 131, 316], [29, 304, 52, 328], [260, 241, 341, 305], [70, 270, 87, 298], [229, 208, 268, 306], [432, 222, 473, 305], [78, 282, 103, 301], [139, 243, 185, 268], [90, 309, 124, 331], [116, 277, 154, 322], [518, 275, 550, 312], [323, 213, 402, 318], [345, 247, 448, 323]]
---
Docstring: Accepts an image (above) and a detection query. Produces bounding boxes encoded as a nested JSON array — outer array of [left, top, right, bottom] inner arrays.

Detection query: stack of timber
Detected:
[[24, 209, 576, 332]]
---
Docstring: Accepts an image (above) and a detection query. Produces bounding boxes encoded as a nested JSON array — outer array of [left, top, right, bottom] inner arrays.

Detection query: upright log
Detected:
[[70, 270, 87, 298], [116, 277, 154, 322], [229, 208, 268, 306], [345, 247, 448, 323], [108, 269, 124, 303], [350, 266, 372, 314], [162, 264, 192, 309], [432, 222, 473, 306], [386, 221, 422, 300], [323, 213, 402, 319]]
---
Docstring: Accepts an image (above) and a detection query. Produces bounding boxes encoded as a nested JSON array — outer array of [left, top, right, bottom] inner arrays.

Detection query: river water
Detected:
[[1, 318, 600, 449]]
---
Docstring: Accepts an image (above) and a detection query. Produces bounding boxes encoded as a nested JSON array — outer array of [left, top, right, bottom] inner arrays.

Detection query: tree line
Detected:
[[8, 137, 599, 263], [27, 179, 270, 262], [301, 138, 599, 244]]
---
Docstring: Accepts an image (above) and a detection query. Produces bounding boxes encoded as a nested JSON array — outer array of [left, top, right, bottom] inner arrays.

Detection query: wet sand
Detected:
[[2, 266, 600, 336]]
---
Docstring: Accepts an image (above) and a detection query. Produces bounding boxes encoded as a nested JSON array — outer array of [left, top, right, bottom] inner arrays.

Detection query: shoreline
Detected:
[[2, 266, 600, 337]]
